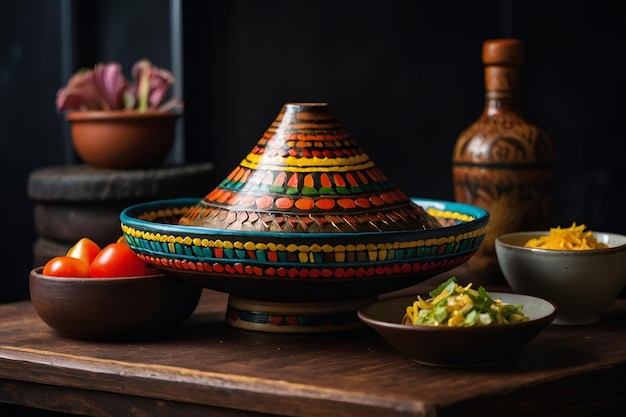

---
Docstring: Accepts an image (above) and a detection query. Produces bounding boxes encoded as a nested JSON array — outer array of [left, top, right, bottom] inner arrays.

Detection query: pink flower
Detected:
[[55, 59, 182, 112], [92, 62, 128, 110], [56, 70, 108, 111], [131, 59, 176, 111]]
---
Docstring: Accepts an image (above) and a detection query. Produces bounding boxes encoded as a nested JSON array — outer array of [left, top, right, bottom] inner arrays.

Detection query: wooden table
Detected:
[[1, 276, 625, 417]]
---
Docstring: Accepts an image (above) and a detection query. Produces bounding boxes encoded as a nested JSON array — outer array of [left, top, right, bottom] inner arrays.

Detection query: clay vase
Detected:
[[451, 39, 554, 283], [67, 110, 179, 170]]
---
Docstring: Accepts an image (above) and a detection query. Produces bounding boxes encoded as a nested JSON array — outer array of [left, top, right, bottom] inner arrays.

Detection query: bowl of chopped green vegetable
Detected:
[[357, 277, 557, 367]]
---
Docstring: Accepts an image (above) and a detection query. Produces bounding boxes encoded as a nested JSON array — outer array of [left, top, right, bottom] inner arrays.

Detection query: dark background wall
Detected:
[[1, 0, 624, 303]]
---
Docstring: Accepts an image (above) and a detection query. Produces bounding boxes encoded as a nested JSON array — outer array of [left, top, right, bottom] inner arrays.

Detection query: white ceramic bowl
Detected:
[[495, 231, 626, 325]]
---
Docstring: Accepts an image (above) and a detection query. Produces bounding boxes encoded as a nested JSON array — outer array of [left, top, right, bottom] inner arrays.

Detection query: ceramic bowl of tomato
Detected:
[[29, 267, 203, 341], [30, 238, 203, 341]]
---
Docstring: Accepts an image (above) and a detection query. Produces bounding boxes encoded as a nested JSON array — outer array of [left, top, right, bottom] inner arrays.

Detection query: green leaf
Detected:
[[430, 276, 458, 298], [464, 309, 477, 326], [433, 303, 448, 324]]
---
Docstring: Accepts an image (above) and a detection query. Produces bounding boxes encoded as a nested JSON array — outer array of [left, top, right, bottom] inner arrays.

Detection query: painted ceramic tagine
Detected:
[[121, 102, 489, 333]]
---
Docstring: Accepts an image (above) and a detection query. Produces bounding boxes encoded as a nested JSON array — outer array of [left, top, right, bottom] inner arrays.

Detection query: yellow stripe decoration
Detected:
[[310, 244, 322, 252], [427, 207, 475, 222], [240, 156, 374, 172]]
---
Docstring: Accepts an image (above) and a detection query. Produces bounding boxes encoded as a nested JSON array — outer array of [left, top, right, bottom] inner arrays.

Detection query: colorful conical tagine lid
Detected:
[[179, 102, 442, 233]]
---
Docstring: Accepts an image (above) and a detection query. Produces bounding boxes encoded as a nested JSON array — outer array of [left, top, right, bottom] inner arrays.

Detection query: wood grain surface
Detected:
[[1, 276, 625, 417]]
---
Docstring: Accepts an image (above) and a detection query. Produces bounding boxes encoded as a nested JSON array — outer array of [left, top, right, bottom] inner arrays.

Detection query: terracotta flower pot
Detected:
[[67, 110, 180, 170]]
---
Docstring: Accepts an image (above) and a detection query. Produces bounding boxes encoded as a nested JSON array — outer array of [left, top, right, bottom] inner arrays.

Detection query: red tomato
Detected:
[[42, 256, 91, 278], [66, 237, 101, 266], [115, 236, 161, 274], [89, 242, 149, 278]]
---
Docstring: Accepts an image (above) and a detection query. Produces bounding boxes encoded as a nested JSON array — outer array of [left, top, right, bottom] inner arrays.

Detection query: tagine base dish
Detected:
[[121, 197, 489, 333], [226, 296, 374, 333]]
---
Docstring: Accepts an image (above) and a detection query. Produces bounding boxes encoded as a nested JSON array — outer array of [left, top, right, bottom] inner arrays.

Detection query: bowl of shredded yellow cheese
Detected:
[[495, 223, 626, 325], [523, 223, 609, 250]]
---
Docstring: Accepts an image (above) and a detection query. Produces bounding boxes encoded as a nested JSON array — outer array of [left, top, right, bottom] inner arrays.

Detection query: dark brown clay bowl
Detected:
[[358, 292, 557, 367], [29, 267, 202, 341]]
